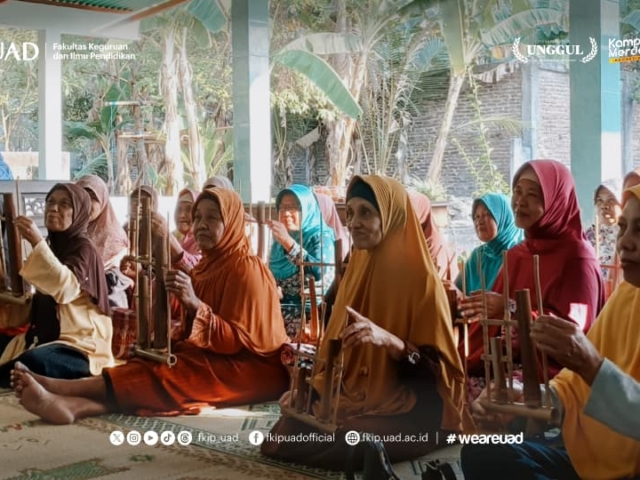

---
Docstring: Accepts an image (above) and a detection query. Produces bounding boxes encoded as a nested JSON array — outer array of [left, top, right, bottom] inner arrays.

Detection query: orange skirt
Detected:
[[104, 341, 289, 416]]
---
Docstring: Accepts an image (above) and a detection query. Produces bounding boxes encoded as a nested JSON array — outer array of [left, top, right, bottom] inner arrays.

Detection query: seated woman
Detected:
[[76, 175, 129, 271], [76, 175, 131, 308], [454, 193, 522, 296], [0, 183, 113, 387], [315, 192, 350, 260], [460, 184, 640, 480], [11, 188, 290, 422], [407, 190, 458, 280], [261, 175, 472, 471], [460, 160, 604, 381], [268, 184, 335, 340], [153, 188, 202, 273]]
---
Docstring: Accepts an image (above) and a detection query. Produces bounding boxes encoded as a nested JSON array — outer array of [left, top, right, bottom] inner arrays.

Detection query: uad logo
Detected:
[[0, 42, 39, 61]]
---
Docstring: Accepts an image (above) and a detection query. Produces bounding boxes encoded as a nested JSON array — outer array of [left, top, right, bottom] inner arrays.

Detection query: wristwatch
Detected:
[[403, 341, 421, 365]]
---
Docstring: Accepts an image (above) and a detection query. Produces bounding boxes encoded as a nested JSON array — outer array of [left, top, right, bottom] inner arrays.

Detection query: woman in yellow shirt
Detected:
[[0, 183, 113, 387]]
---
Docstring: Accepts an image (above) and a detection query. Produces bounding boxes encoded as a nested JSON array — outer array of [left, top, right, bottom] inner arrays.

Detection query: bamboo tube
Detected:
[[294, 367, 309, 413], [320, 339, 341, 421], [133, 347, 177, 366], [515, 289, 542, 408], [137, 197, 152, 349], [533, 255, 551, 407], [594, 212, 600, 260], [257, 202, 266, 261], [503, 251, 513, 394], [461, 257, 468, 373], [478, 400, 558, 423], [3, 193, 23, 296], [152, 216, 169, 350], [478, 249, 491, 403], [308, 276, 319, 342], [490, 337, 508, 403]]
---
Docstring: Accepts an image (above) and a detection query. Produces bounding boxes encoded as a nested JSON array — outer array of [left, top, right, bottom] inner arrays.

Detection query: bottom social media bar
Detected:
[[109, 430, 193, 446]]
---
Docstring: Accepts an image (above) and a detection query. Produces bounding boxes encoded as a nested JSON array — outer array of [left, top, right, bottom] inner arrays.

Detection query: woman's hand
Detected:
[[13, 216, 43, 248], [166, 269, 200, 316], [151, 212, 169, 238], [531, 314, 603, 385], [341, 306, 401, 354], [441, 279, 464, 302], [267, 220, 295, 252], [471, 382, 523, 431], [278, 390, 293, 410], [120, 255, 140, 281], [460, 292, 505, 321]]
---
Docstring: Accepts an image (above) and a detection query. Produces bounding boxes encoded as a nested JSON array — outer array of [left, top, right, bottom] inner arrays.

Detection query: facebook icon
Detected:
[[248, 431, 265, 446]]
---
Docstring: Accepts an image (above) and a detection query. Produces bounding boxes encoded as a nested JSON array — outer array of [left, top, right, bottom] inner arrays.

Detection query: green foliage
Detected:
[[408, 176, 448, 201]]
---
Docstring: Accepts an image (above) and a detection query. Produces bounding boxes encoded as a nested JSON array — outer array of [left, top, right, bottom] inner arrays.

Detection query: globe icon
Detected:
[[344, 430, 361, 446]]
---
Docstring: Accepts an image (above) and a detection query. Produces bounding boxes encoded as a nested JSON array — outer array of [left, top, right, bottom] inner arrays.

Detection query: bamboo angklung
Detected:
[[0, 192, 29, 304], [515, 289, 542, 408], [130, 195, 176, 366], [478, 249, 491, 403], [503, 251, 514, 394], [490, 337, 508, 403]]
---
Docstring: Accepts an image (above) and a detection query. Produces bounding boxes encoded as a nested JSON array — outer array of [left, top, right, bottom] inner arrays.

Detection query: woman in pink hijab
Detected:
[[315, 193, 349, 260], [407, 191, 458, 280]]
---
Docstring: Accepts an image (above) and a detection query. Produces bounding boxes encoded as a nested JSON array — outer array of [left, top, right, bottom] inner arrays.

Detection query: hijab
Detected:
[[174, 188, 200, 254], [190, 188, 288, 355], [313, 175, 469, 433], [407, 191, 458, 280], [623, 167, 640, 190], [315, 193, 349, 260], [269, 184, 335, 280], [553, 185, 640, 480], [460, 193, 523, 294], [594, 178, 622, 206], [27, 184, 110, 345], [203, 175, 234, 190], [76, 175, 129, 265]]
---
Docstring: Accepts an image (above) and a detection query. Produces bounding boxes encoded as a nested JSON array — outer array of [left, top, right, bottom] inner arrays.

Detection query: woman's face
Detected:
[[278, 193, 301, 232], [175, 194, 194, 235], [511, 167, 545, 231], [346, 197, 383, 250], [45, 189, 74, 232], [595, 187, 621, 227], [617, 195, 640, 287], [85, 189, 101, 222], [192, 199, 225, 251], [473, 203, 498, 243]]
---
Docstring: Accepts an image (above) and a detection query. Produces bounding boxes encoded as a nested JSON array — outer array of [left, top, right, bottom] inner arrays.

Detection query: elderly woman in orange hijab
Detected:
[[10, 188, 290, 422], [407, 191, 458, 280], [460, 184, 640, 480], [261, 175, 471, 471]]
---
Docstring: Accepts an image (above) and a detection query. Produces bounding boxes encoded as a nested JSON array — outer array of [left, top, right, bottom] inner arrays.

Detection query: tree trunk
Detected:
[[426, 72, 465, 183], [179, 27, 205, 189], [161, 27, 183, 196]]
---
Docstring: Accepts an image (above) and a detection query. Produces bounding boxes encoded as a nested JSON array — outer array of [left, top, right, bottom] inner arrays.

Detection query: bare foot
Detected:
[[19, 373, 75, 425], [11, 362, 62, 395]]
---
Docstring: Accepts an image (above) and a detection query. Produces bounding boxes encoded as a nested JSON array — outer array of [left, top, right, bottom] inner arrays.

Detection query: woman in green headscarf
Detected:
[[268, 185, 335, 340], [455, 193, 523, 295]]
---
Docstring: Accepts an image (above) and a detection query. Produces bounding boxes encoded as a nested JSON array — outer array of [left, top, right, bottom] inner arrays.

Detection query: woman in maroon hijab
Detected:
[[407, 191, 458, 280], [460, 160, 604, 383]]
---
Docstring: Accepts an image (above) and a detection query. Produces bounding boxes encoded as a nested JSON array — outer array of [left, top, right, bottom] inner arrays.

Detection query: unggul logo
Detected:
[[0, 42, 39, 61], [512, 37, 598, 63]]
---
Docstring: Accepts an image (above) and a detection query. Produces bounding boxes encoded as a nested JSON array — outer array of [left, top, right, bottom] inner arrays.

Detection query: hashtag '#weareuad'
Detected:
[[446, 433, 456, 444]]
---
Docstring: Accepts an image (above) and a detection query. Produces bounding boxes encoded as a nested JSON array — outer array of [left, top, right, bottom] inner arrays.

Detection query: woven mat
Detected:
[[0, 392, 462, 480]]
